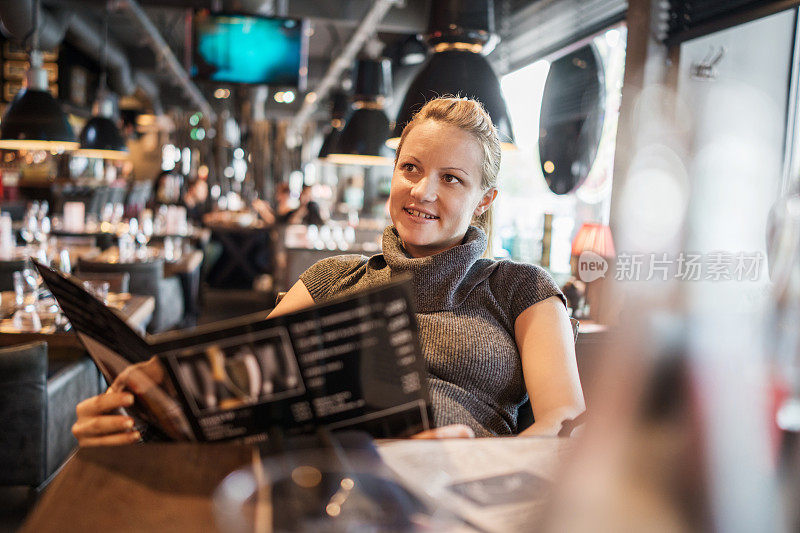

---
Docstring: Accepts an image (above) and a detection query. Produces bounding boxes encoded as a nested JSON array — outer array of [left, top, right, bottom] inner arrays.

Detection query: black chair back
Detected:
[[76, 258, 164, 297], [72, 271, 131, 294], [0, 341, 47, 486], [0, 258, 30, 292]]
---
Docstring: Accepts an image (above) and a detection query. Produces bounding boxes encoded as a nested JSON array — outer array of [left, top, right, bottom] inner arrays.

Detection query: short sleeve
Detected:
[[299, 254, 369, 301], [490, 260, 566, 321]]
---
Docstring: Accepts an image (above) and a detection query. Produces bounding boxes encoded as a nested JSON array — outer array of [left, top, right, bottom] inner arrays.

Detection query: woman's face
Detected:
[[389, 120, 497, 258]]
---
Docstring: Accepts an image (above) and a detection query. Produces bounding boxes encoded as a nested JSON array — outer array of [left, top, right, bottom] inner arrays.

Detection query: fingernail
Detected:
[[123, 394, 135, 406], [131, 431, 141, 441], [125, 418, 135, 429]]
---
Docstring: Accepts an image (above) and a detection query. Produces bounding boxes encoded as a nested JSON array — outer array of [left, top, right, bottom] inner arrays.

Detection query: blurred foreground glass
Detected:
[[213, 450, 463, 533], [82, 280, 109, 305], [13, 270, 41, 332], [768, 194, 800, 431]]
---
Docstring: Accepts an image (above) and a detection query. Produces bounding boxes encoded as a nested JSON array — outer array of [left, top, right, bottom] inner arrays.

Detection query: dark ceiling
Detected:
[[36, 0, 532, 120]]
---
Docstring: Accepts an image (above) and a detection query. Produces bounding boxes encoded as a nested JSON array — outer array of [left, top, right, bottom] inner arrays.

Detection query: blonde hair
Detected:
[[394, 96, 501, 256]]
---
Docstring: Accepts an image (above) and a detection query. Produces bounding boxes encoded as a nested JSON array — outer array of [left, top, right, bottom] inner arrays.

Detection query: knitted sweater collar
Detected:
[[380, 225, 491, 312]]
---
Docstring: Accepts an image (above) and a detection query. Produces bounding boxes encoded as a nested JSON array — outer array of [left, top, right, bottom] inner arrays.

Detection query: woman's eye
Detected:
[[442, 174, 461, 184], [402, 163, 416, 172]]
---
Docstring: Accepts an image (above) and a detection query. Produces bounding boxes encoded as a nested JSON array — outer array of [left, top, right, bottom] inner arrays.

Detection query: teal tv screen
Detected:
[[192, 12, 307, 87]]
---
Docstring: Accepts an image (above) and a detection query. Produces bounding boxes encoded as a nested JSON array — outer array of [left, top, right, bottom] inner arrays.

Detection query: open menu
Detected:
[[33, 259, 432, 442]]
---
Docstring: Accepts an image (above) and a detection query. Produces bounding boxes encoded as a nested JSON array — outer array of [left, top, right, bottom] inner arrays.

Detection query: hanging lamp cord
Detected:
[[22, 0, 40, 53]]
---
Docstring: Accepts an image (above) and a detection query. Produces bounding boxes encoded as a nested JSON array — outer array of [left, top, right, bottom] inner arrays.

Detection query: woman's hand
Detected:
[[72, 391, 140, 447], [72, 357, 166, 447], [411, 424, 475, 439]]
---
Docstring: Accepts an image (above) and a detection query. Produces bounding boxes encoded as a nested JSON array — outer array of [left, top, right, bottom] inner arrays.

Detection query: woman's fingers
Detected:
[[77, 431, 141, 447], [76, 391, 135, 417], [411, 424, 475, 439], [72, 414, 136, 438]]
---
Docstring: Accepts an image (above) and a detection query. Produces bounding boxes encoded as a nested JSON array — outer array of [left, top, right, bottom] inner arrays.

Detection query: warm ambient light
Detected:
[[572, 223, 615, 258], [74, 148, 129, 160], [543, 160, 555, 174], [324, 153, 394, 166], [274, 90, 296, 103], [214, 88, 231, 99]]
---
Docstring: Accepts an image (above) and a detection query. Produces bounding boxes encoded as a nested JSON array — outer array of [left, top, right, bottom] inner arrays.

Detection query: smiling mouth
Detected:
[[404, 208, 439, 220]]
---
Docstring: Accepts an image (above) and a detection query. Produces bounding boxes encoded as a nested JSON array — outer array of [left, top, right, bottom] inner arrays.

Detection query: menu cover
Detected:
[[33, 260, 432, 442]]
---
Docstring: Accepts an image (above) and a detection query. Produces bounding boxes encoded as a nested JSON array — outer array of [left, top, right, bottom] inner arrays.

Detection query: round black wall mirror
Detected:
[[538, 44, 605, 195]]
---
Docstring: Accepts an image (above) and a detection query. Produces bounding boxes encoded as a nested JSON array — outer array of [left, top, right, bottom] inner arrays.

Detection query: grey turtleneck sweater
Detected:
[[300, 225, 565, 436]]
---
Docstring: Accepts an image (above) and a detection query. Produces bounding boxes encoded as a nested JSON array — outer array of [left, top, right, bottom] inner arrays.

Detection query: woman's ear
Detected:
[[473, 188, 498, 217]]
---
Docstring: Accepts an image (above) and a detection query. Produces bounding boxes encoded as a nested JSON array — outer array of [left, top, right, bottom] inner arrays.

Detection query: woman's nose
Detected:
[[410, 174, 437, 202]]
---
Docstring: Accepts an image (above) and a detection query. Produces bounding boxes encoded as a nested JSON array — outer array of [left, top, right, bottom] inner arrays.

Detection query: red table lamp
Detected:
[[572, 223, 615, 258], [571, 223, 615, 322]]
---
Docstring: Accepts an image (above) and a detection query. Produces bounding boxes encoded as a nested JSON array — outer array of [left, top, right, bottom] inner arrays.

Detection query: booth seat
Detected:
[[0, 342, 102, 490]]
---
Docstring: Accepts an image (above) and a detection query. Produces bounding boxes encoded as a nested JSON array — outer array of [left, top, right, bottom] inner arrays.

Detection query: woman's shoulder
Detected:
[[484, 259, 566, 320], [300, 253, 371, 301]]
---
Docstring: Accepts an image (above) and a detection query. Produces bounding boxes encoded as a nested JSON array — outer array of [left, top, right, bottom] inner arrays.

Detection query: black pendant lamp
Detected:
[[0, 12, 78, 152], [317, 91, 350, 161], [326, 59, 394, 166], [78, 99, 128, 160], [388, 0, 514, 149], [0, 0, 77, 151], [77, 8, 128, 160]]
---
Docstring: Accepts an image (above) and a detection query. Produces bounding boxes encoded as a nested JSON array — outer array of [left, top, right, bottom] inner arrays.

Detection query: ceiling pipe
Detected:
[[133, 70, 163, 115], [112, 0, 216, 121], [0, 0, 72, 51], [286, 0, 402, 146], [0, 0, 163, 114], [66, 13, 135, 95]]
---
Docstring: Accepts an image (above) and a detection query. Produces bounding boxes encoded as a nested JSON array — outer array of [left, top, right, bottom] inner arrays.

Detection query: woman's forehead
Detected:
[[399, 120, 483, 169]]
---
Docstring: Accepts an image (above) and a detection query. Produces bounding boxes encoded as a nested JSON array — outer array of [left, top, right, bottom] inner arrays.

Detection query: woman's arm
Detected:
[[267, 279, 315, 318], [515, 295, 585, 436]]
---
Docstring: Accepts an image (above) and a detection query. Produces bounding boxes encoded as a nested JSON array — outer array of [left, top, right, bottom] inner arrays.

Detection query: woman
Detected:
[[72, 97, 584, 445]]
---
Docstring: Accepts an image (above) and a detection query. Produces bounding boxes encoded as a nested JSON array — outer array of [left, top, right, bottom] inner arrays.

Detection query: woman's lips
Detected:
[[403, 207, 439, 220]]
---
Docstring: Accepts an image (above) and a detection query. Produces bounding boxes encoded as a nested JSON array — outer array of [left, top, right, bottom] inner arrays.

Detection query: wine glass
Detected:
[[12, 269, 42, 332]]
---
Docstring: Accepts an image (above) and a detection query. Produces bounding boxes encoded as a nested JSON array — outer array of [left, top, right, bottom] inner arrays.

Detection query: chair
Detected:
[[516, 317, 580, 433], [76, 258, 184, 333], [0, 258, 29, 292], [72, 271, 130, 294], [0, 341, 102, 490]]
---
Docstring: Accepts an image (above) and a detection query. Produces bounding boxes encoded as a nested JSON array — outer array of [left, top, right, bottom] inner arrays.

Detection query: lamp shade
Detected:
[[571, 223, 615, 258], [317, 91, 350, 160], [78, 116, 128, 159], [317, 125, 343, 160], [325, 107, 393, 166], [389, 50, 514, 148], [0, 88, 78, 151], [327, 59, 394, 166]]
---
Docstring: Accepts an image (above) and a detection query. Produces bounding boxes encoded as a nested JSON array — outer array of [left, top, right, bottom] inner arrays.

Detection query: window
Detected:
[[494, 26, 627, 279]]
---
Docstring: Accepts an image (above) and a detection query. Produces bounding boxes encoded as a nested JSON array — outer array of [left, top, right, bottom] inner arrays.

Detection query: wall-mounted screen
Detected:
[[192, 11, 308, 88]]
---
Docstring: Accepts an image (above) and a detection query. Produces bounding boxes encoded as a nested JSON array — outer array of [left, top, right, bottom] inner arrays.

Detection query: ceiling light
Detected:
[[0, 50, 78, 151], [387, 0, 515, 150], [326, 59, 393, 166], [77, 8, 128, 159], [318, 91, 350, 161]]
